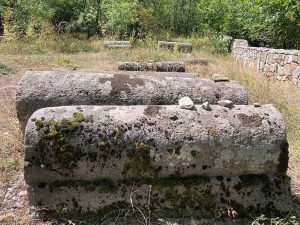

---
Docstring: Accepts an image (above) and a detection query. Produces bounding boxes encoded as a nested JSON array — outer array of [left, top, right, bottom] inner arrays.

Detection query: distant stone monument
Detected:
[[158, 41, 193, 53], [118, 61, 186, 72], [104, 41, 132, 49]]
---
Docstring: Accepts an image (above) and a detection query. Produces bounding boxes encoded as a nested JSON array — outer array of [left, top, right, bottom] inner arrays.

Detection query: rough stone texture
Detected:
[[231, 39, 249, 50], [218, 100, 234, 109], [24, 104, 288, 184], [118, 61, 185, 72], [158, 41, 176, 50], [158, 41, 193, 53], [27, 174, 293, 216], [233, 46, 300, 88], [111, 70, 199, 78], [176, 43, 193, 53], [185, 58, 210, 65], [16, 71, 249, 131]]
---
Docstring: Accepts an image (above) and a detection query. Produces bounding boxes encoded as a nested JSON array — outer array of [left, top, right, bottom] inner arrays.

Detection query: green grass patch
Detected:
[[57, 55, 75, 65], [0, 62, 16, 75]]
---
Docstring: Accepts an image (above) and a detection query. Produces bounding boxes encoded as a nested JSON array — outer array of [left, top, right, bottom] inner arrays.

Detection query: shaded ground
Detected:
[[0, 44, 299, 224]]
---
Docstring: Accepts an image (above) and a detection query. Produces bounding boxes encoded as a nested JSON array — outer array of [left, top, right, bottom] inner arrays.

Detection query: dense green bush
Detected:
[[1, 0, 300, 49]]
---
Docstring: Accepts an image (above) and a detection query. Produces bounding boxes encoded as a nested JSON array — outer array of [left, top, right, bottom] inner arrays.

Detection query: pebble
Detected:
[[212, 73, 229, 82], [179, 97, 195, 110], [218, 100, 234, 109], [202, 102, 212, 111], [18, 191, 27, 197]]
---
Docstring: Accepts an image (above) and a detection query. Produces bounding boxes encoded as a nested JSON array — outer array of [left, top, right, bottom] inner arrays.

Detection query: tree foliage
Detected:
[[0, 0, 300, 48]]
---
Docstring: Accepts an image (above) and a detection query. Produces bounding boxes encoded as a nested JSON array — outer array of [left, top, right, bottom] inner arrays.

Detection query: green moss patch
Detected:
[[35, 112, 85, 170]]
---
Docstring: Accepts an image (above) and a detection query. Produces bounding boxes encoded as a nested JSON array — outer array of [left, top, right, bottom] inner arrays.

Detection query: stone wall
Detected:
[[233, 46, 300, 88]]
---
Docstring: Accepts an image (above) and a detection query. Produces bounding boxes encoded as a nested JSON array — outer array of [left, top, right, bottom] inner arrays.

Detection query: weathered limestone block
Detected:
[[158, 41, 193, 52], [105, 44, 132, 49], [219, 34, 233, 42], [292, 66, 300, 79], [231, 39, 249, 52], [176, 43, 193, 53], [16, 71, 248, 130], [158, 41, 175, 50], [185, 58, 210, 65], [27, 174, 292, 217], [24, 104, 288, 184], [103, 41, 131, 49], [278, 64, 291, 76], [118, 61, 185, 72]]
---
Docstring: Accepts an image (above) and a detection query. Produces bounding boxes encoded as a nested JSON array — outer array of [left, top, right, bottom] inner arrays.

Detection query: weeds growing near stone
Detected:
[[0, 62, 15, 75]]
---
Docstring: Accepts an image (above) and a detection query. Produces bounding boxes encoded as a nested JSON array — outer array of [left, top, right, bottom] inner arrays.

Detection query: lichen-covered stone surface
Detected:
[[118, 61, 186, 72], [27, 174, 293, 217], [24, 104, 288, 185], [16, 71, 248, 131]]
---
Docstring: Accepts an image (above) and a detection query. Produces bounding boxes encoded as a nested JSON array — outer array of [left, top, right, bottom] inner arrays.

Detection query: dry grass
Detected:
[[0, 37, 299, 224]]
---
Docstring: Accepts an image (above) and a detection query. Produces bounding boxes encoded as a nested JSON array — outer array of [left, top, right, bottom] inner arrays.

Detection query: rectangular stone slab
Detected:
[[16, 71, 248, 131], [24, 105, 288, 184], [104, 41, 130, 46], [27, 174, 293, 218], [105, 44, 132, 49], [118, 61, 186, 72]]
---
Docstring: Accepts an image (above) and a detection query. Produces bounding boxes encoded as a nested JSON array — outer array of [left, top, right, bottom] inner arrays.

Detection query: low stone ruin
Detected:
[[118, 61, 186, 72], [233, 43, 300, 88], [18, 70, 292, 219], [158, 41, 193, 53], [104, 41, 132, 49]]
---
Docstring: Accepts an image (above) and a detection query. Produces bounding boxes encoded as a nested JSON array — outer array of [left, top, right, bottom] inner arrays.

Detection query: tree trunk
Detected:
[[0, 14, 3, 36]]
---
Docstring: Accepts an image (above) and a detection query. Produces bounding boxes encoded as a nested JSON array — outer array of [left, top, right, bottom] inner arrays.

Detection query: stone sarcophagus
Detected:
[[18, 70, 292, 220], [16, 71, 248, 131]]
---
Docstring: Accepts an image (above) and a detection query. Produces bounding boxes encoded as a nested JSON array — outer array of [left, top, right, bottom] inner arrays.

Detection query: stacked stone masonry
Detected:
[[233, 46, 300, 88], [18, 70, 293, 219]]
